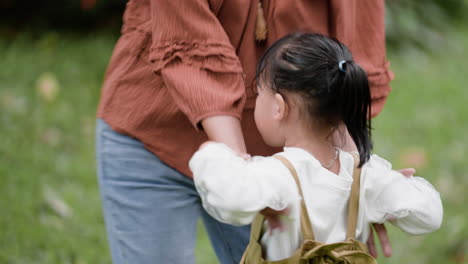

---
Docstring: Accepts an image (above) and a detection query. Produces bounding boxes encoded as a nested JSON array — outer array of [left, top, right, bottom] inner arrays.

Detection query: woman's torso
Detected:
[[97, 0, 332, 176], [97, 0, 390, 176]]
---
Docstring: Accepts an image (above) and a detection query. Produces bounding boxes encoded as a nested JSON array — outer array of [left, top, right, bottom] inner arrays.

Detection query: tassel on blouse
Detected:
[[255, 1, 268, 42]]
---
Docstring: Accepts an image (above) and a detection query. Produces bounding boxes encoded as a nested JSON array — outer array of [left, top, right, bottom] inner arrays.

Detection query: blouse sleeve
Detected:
[[149, 0, 246, 128], [329, 0, 394, 117], [189, 143, 299, 226], [363, 155, 443, 235]]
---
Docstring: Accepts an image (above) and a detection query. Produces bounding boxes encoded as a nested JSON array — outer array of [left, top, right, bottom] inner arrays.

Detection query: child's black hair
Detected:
[[256, 32, 372, 167]]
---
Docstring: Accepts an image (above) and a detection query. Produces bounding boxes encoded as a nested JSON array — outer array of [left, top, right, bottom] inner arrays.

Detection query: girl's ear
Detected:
[[273, 93, 288, 121]]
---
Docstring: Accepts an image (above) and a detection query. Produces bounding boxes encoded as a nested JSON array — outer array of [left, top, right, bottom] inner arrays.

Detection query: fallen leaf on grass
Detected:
[[43, 185, 72, 219], [36, 72, 60, 102]]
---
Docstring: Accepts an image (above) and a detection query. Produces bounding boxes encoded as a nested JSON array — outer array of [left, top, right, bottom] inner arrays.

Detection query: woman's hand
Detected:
[[398, 168, 416, 178], [367, 223, 391, 257], [367, 167, 415, 257], [260, 207, 290, 232]]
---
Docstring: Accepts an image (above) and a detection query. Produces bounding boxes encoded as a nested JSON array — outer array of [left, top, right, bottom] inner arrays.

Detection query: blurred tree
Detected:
[[0, 0, 467, 49], [386, 0, 468, 50], [81, 0, 97, 10], [0, 0, 126, 32]]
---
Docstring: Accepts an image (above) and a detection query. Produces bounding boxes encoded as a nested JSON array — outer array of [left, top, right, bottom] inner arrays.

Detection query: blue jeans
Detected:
[[96, 119, 250, 264]]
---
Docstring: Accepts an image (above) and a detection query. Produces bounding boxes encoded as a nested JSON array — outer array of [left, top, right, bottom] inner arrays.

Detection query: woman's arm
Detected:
[[149, 0, 246, 131], [201, 116, 247, 156]]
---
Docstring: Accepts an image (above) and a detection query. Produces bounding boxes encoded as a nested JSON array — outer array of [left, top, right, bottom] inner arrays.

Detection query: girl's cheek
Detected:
[[254, 102, 260, 127]]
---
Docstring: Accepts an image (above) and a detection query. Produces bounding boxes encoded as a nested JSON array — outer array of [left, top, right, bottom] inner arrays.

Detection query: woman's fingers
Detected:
[[373, 223, 392, 257], [366, 226, 378, 258], [397, 168, 416, 177]]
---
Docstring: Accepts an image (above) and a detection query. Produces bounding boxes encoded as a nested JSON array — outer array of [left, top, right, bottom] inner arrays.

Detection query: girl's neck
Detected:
[[283, 123, 340, 174]]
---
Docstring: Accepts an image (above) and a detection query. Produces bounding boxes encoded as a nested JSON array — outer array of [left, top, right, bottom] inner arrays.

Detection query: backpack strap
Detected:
[[346, 152, 362, 240], [249, 213, 265, 242], [274, 155, 315, 240]]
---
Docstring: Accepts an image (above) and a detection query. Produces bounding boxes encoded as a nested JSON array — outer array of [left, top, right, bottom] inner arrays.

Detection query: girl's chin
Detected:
[[262, 137, 284, 148]]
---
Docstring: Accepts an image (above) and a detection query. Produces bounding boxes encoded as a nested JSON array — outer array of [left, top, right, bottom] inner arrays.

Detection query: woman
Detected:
[[96, 1, 394, 263]]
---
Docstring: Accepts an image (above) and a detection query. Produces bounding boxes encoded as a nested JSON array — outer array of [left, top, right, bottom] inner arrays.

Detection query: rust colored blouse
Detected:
[[97, 0, 394, 177]]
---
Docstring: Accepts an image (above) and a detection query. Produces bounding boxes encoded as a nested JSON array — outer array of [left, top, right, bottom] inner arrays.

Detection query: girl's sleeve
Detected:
[[149, 0, 245, 129], [364, 155, 443, 235], [189, 143, 299, 226]]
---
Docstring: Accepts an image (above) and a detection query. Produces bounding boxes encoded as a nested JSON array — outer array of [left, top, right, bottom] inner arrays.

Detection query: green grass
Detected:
[[0, 31, 112, 263], [0, 29, 466, 264]]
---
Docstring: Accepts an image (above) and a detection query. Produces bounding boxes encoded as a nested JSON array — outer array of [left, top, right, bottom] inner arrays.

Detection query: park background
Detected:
[[0, 0, 467, 263]]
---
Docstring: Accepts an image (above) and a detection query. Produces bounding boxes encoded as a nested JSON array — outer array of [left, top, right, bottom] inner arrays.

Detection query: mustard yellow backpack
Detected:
[[240, 155, 377, 264]]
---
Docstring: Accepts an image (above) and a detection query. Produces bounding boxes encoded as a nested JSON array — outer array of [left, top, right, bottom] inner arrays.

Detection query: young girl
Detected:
[[189, 33, 443, 261]]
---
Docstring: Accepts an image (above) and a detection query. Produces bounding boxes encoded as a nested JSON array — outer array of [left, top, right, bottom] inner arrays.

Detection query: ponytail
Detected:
[[337, 60, 372, 167]]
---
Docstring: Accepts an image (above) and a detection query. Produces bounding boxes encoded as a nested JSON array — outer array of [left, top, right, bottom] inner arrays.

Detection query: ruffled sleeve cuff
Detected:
[[150, 41, 243, 74], [366, 61, 395, 117]]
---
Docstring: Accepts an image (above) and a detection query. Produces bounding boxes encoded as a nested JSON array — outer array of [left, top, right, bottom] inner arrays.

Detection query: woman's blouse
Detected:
[[97, 0, 394, 176], [190, 143, 443, 261]]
